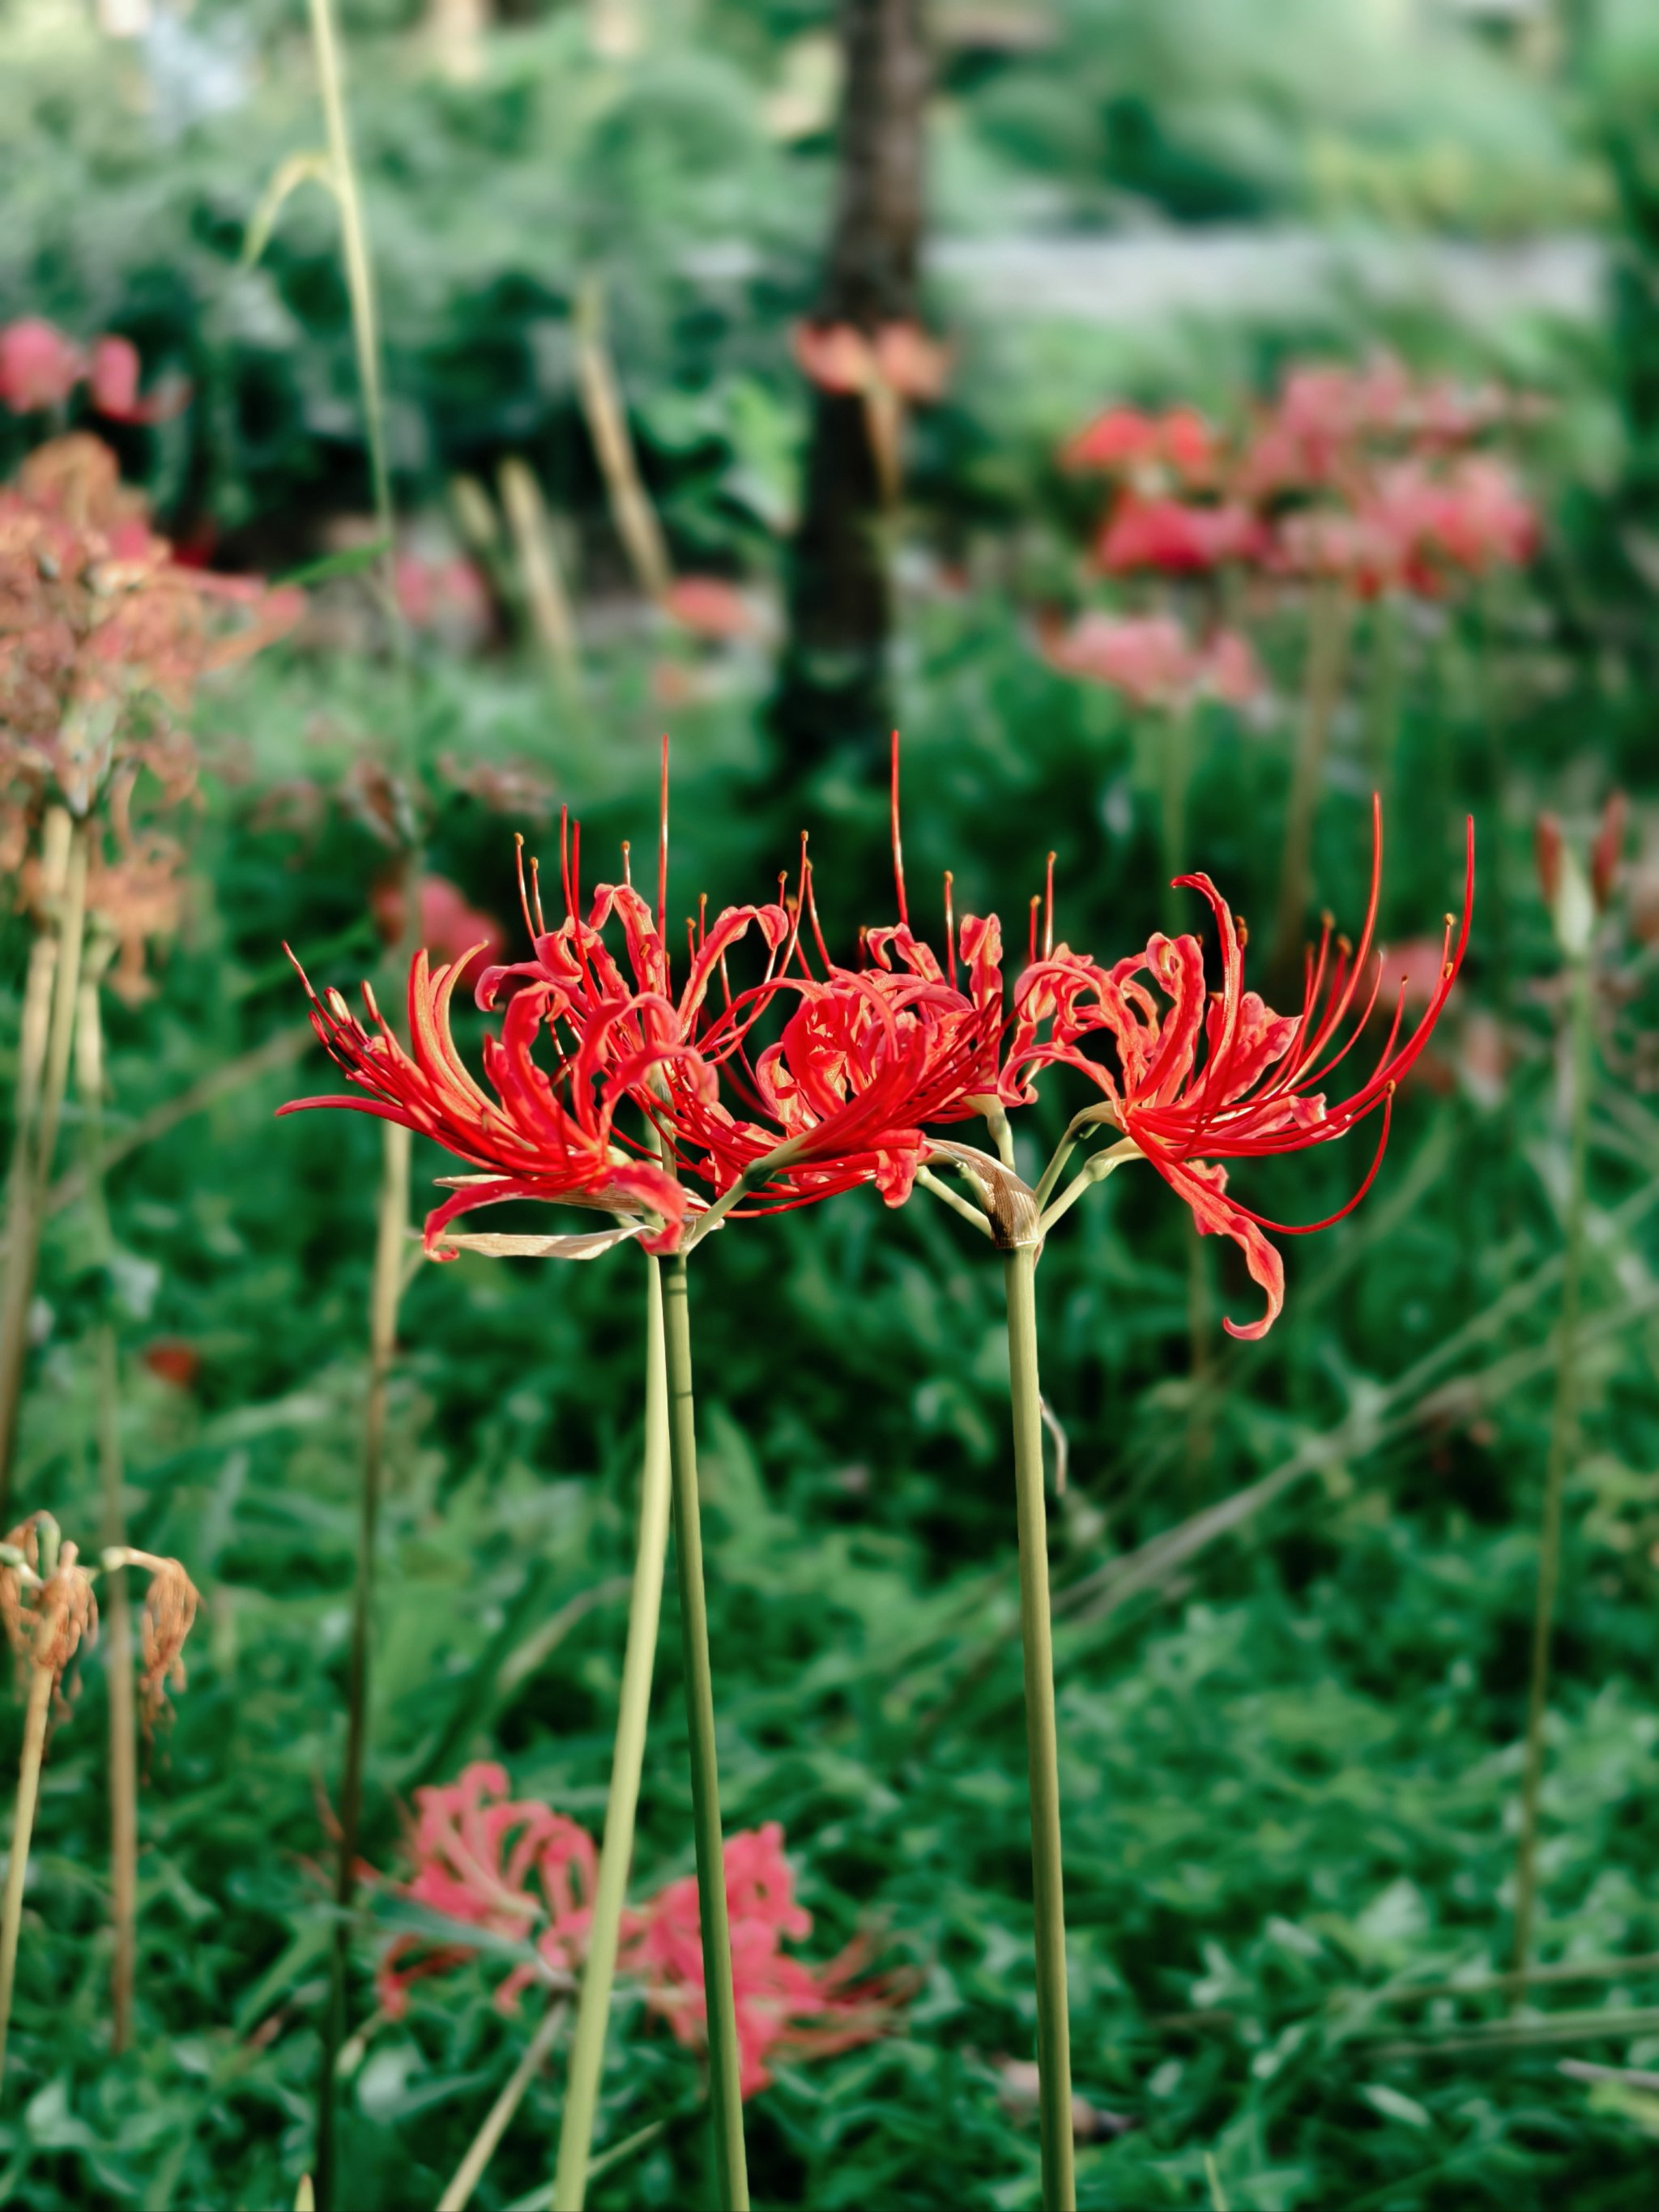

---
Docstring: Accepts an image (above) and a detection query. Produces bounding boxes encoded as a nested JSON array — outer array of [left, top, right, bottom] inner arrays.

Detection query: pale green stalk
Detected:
[[1003, 1243, 1075, 2212], [552, 1259, 672, 2210], [1267, 582, 1354, 995], [306, 0, 396, 619], [662, 1250, 747, 2210], [295, 2, 412, 2197], [1509, 936, 1593, 1991], [443, 2001, 567, 2212]]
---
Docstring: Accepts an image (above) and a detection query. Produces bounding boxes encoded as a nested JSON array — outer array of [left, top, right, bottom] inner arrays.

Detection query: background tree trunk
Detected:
[[773, 0, 928, 767]]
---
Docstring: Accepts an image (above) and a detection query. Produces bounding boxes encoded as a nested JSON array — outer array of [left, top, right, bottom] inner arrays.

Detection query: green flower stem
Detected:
[[1003, 1244, 1075, 2212], [661, 1250, 748, 2210], [442, 1999, 568, 2212], [553, 1258, 673, 2211], [1509, 940, 1593, 1991], [1267, 582, 1354, 995], [315, 1118, 409, 2206]]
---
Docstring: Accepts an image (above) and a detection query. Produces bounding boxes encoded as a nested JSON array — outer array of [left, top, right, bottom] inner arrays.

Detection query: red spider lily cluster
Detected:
[[0, 319, 187, 426], [376, 1763, 895, 2095], [1052, 352, 1540, 711], [285, 740, 1473, 1338]]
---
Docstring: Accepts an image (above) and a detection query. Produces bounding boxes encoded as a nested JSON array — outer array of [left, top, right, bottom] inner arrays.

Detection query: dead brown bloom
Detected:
[[129, 1553, 199, 1732]]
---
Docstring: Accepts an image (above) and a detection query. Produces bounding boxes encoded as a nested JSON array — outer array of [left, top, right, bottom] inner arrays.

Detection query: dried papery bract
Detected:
[[104, 1549, 201, 1734]]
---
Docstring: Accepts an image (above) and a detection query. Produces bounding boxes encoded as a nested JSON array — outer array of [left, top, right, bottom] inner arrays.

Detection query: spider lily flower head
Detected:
[[650, 736, 1045, 1219], [625, 1820, 899, 2098], [376, 1762, 598, 2019], [1010, 800, 1473, 1338], [277, 933, 689, 1259]]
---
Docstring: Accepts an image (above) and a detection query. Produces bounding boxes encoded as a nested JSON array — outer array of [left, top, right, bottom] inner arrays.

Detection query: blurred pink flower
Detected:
[[87, 336, 189, 426], [368, 871, 505, 977], [1095, 492, 1265, 575], [392, 551, 490, 640], [1046, 612, 1261, 711], [376, 1762, 598, 2018], [663, 574, 760, 641], [369, 1771, 898, 2091], [0, 319, 85, 413], [1062, 403, 1217, 483], [791, 319, 949, 402], [625, 1821, 897, 2096]]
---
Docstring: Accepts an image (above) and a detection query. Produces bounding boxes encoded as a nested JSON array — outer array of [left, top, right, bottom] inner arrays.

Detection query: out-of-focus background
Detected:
[[3, 0, 1659, 2205]]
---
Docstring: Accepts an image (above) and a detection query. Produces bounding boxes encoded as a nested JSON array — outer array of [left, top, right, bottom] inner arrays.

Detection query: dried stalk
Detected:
[[1267, 583, 1355, 995], [497, 458, 581, 691], [75, 961, 138, 2052], [0, 1516, 63, 2081], [573, 280, 672, 603], [0, 813, 90, 1519]]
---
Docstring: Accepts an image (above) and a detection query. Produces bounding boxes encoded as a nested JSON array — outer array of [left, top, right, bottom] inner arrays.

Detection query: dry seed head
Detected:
[[133, 1554, 199, 1732], [35, 1542, 98, 1686]]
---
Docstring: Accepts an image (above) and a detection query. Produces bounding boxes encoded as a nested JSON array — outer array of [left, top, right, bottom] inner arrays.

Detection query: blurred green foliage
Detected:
[[0, 1, 1657, 2207]]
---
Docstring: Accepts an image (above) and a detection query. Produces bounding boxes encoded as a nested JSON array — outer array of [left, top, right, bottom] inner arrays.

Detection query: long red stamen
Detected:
[[889, 729, 909, 927], [943, 872, 957, 991], [1043, 851, 1056, 961], [657, 733, 670, 948]]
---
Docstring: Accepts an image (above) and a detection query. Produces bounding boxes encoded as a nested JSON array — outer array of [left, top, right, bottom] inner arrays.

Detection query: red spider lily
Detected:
[[1061, 403, 1217, 484], [1095, 492, 1267, 576], [641, 739, 1030, 1217], [1009, 801, 1474, 1338], [624, 1820, 898, 2097], [372, 1768, 898, 2090], [277, 935, 688, 1257], [376, 1762, 597, 2018], [792, 319, 950, 403]]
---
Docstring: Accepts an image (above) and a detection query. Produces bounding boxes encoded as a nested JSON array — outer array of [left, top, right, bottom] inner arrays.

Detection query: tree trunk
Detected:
[[773, 0, 928, 766]]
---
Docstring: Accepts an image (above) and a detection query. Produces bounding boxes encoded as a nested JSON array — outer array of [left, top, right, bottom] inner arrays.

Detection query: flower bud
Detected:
[[1590, 791, 1627, 914], [1534, 812, 1563, 912]]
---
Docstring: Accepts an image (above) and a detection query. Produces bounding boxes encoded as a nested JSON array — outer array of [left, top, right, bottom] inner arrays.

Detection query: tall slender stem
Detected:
[[1159, 701, 1194, 936], [553, 1257, 672, 2210], [660, 1251, 747, 2210], [1509, 942, 1593, 1991], [0, 1657, 54, 2082], [1268, 583, 1354, 997], [0, 816, 89, 1518], [443, 2000, 568, 2212], [314, 1117, 410, 2207], [307, 0, 397, 622], [75, 967, 137, 2052], [1003, 1245, 1075, 2212]]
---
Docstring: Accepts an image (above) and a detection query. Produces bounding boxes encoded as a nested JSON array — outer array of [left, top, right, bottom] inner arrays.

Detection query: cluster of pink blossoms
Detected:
[[377, 1763, 893, 2097], [1049, 352, 1540, 710], [0, 318, 185, 426], [284, 744, 1472, 1343]]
